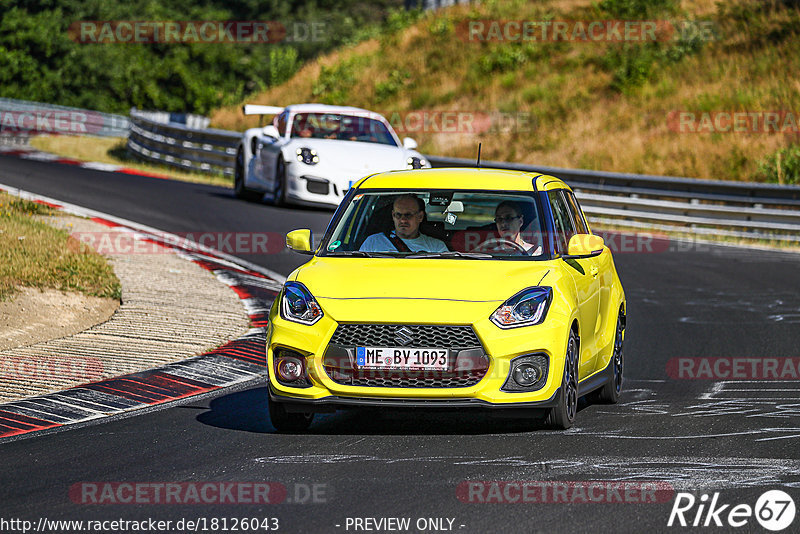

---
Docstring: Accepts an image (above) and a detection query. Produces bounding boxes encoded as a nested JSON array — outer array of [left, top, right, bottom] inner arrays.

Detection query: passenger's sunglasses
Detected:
[[494, 215, 522, 223]]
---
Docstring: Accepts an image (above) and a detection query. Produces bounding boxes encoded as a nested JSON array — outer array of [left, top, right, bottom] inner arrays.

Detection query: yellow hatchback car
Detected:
[[267, 168, 626, 431]]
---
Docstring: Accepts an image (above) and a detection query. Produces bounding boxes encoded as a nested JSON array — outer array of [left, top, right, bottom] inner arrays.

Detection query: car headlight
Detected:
[[406, 156, 427, 169], [280, 282, 323, 325], [296, 147, 319, 165], [490, 287, 552, 329]]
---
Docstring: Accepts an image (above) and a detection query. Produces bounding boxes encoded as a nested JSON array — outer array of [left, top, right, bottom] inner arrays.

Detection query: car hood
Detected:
[[292, 258, 553, 324], [294, 257, 552, 299], [285, 139, 413, 175]]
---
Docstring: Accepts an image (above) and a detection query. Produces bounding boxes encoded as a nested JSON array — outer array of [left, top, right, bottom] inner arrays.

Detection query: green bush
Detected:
[[759, 145, 800, 185], [598, 0, 679, 18], [477, 45, 528, 74], [269, 48, 300, 87], [312, 56, 369, 105], [374, 69, 411, 102]]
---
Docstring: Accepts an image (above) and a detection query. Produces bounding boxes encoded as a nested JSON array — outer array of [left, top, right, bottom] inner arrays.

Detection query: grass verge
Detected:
[[0, 192, 121, 301], [28, 135, 234, 188]]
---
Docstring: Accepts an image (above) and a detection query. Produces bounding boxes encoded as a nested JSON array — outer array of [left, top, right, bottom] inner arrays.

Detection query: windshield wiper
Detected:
[[329, 250, 396, 257], [405, 251, 493, 259]]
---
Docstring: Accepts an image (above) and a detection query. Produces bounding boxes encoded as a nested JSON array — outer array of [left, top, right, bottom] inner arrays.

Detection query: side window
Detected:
[[563, 190, 589, 235], [276, 111, 288, 136], [548, 191, 576, 255]]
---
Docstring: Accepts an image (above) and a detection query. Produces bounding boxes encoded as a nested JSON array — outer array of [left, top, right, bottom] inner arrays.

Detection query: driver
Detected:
[[360, 194, 448, 253], [489, 201, 542, 255]]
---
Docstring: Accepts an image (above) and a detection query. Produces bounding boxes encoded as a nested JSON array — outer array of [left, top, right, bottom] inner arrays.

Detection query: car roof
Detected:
[[354, 168, 572, 192]]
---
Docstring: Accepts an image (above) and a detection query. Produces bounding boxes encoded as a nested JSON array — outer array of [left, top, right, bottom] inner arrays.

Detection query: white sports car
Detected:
[[234, 104, 431, 207]]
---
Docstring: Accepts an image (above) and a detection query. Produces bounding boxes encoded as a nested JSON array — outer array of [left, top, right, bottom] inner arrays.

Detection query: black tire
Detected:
[[594, 308, 625, 404], [273, 157, 288, 206], [545, 330, 579, 430], [268, 400, 314, 432], [234, 147, 263, 202]]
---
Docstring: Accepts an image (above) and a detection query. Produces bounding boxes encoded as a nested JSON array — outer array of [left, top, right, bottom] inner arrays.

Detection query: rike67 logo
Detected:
[[668, 490, 796, 531]]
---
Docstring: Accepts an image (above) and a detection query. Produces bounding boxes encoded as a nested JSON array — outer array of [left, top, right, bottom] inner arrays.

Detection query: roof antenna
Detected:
[[476, 143, 482, 168]]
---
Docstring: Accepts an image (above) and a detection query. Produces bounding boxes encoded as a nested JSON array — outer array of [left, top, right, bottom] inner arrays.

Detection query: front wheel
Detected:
[[234, 147, 263, 202], [268, 400, 314, 432], [545, 330, 579, 430], [272, 158, 288, 206]]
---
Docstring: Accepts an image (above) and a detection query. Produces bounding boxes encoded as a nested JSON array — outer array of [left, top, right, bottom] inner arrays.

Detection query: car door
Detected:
[[564, 189, 615, 372], [253, 111, 289, 190], [548, 189, 600, 378]]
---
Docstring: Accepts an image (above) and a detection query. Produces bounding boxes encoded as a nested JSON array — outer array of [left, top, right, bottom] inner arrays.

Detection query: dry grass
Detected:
[[29, 135, 234, 188], [210, 0, 800, 183], [0, 192, 121, 301]]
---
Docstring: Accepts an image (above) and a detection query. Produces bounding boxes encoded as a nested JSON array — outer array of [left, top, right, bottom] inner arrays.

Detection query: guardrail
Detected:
[[127, 109, 239, 176], [124, 111, 800, 243], [428, 155, 800, 243], [0, 98, 129, 138]]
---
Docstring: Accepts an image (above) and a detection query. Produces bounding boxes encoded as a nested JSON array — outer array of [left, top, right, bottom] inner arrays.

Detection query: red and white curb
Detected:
[[0, 145, 176, 180], [0, 183, 285, 440]]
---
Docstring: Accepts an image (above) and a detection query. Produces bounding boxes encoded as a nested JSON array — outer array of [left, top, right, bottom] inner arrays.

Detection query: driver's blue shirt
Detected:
[[360, 232, 448, 253]]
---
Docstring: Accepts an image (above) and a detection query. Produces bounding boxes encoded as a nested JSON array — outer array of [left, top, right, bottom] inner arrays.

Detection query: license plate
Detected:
[[356, 347, 449, 370]]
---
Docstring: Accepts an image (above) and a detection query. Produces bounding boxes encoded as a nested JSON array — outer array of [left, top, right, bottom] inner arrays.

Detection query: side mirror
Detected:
[[262, 125, 280, 139], [286, 229, 313, 255], [565, 234, 604, 258], [402, 137, 418, 150]]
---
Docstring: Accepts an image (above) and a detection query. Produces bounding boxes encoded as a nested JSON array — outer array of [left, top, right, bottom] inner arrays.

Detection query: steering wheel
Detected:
[[474, 237, 528, 254]]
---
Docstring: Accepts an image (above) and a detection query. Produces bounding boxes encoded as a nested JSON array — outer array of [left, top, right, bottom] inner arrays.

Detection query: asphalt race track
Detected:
[[2, 154, 800, 533]]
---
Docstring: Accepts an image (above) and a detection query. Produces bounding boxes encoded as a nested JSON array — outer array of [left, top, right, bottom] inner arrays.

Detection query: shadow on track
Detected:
[[196, 386, 592, 436], [207, 191, 335, 213]]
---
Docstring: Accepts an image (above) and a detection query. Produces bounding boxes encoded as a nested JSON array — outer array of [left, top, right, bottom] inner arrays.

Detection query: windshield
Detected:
[[321, 190, 547, 260], [290, 113, 397, 146]]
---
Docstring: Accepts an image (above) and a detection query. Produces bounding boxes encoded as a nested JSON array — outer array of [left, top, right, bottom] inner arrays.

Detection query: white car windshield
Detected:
[[321, 190, 547, 259], [290, 113, 397, 146]]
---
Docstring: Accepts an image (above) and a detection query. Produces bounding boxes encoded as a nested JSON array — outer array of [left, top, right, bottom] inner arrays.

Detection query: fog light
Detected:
[[513, 363, 539, 386], [273, 350, 311, 387], [277, 357, 303, 381], [502, 353, 549, 392]]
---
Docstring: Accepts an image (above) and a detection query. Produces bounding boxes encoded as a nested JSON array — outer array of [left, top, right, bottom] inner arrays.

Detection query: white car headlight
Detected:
[[406, 156, 427, 169], [281, 282, 323, 325], [296, 147, 319, 165], [490, 287, 552, 329]]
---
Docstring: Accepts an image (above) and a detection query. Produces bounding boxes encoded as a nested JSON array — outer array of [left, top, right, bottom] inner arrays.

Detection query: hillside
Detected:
[[212, 0, 800, 184]]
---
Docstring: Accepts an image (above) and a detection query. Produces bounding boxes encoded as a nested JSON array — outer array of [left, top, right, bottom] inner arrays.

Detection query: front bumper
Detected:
[[266, 300, 574, 408], [269, 385, 560, 414], [284, 165, 365, 208]]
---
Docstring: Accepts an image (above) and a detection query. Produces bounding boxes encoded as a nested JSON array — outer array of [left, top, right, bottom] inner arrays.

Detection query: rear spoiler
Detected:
[[242, 105, 284, 116]]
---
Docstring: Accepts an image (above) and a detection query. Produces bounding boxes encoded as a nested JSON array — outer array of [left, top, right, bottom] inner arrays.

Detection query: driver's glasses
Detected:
[[393, 211, 420, 220], [495, 215, 521, 223]]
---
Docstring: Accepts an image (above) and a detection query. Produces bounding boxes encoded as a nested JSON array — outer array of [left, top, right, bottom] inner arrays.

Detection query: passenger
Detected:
[[489, 200, 541, 255], [360, 194, 448, 253]]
